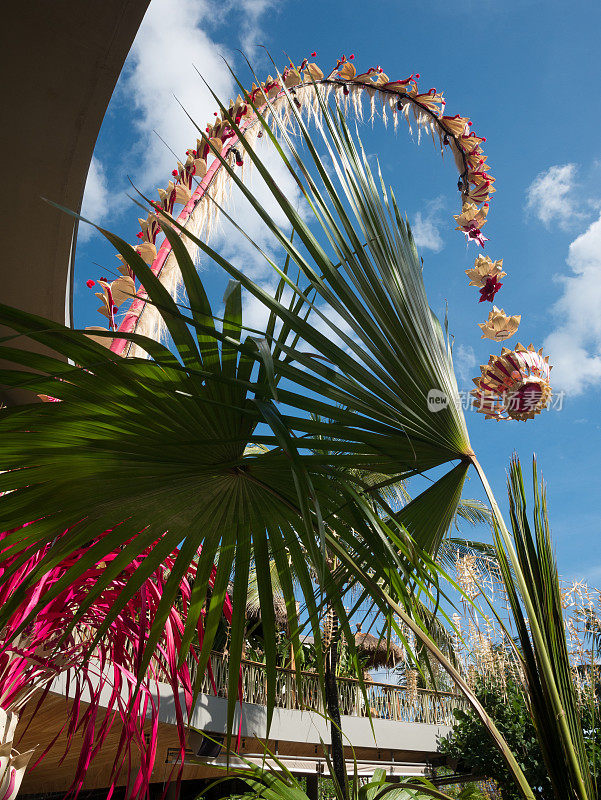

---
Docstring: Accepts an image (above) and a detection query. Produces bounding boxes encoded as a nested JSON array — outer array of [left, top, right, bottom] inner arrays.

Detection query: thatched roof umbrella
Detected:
[[225, 582, 288, 631], [222, 584, 288, 646], [354, 624, 404, 670], [245, 592, 288, 632]]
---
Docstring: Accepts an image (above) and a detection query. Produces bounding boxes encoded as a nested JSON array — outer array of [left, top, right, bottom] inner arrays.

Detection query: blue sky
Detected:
[[74, 0, 601, 585]]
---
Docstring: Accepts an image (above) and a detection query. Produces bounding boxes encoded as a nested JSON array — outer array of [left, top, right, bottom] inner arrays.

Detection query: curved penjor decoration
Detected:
[[84, 53, 552, 420], [86, 55, 493, 349]]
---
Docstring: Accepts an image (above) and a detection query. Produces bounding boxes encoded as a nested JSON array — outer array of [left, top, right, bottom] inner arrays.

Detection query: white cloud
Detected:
[[111, 0, 400, 363], [124, 0, 274, 192], [118, 0, 302, 309], [525, 163, 583, 230], [544, 213, 601, 394], [454, 344, 477, 386], [234, 0, 275, 49], [79, 157, 110, 241], [80, 0, 274, 243], [411, 197, 445, 252], [242, 284, 279, 337], [119, 0, 294, 280]]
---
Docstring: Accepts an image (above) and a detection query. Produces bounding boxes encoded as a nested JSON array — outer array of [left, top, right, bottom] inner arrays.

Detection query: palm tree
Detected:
[[0, 68, 591, 800]]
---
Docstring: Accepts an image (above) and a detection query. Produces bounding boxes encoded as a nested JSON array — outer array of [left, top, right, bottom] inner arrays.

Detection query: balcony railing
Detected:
[[192, 652, 466, 726]]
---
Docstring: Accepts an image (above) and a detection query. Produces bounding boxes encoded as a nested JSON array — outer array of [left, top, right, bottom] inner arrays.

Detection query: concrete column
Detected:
[[306, 773, 319, 800], [1, 1, 150, 405]]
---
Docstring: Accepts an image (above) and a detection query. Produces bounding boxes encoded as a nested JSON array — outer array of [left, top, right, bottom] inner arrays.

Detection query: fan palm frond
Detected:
[[0, 73, 537, 798], [454, 499, 492, 528]]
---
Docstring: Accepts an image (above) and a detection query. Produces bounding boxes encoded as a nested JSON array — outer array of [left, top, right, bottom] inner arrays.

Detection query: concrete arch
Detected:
[[1, 1, 150, 404]]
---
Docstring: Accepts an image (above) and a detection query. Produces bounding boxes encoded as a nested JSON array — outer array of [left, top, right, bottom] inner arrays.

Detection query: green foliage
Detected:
[[440, 675, 601, 800], [316, 774, 338, 800], [445, 785, 490, 800], [212, 757, 470, 800], [440, 677, 553, 799], [432, 779, 490, 800]]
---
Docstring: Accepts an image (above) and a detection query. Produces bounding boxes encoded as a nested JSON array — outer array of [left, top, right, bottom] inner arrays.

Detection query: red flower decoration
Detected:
[[86, 279, 95, 288], [311, 52, 317, 57], [479, 275, 502, 303]]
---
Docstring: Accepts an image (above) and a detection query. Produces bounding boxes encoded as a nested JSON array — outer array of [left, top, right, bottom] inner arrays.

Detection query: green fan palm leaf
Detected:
[[0, 293, 452, 740], [0, 76, 542, 798]]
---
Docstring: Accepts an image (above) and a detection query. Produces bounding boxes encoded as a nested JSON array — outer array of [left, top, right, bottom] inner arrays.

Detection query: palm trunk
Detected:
[[324, 613, 347, 800]]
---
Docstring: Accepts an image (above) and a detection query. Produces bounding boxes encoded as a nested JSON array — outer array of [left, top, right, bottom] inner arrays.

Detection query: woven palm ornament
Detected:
[[471, 344, 552, 421]]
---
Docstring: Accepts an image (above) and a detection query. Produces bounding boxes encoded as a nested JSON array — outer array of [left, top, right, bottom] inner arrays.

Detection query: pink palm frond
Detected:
[[0, 528, 233, 800]]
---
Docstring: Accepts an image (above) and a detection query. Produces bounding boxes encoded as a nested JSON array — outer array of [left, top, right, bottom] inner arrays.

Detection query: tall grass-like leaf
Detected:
[[491, 457, 595, 800]]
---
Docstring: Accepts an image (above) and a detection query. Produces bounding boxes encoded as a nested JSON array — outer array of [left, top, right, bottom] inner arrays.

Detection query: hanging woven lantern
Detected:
[[471, 343, 552, 421], [465, 255, 507, 303], [478, 307, 521, 342], [465, 255, 506, 288]]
